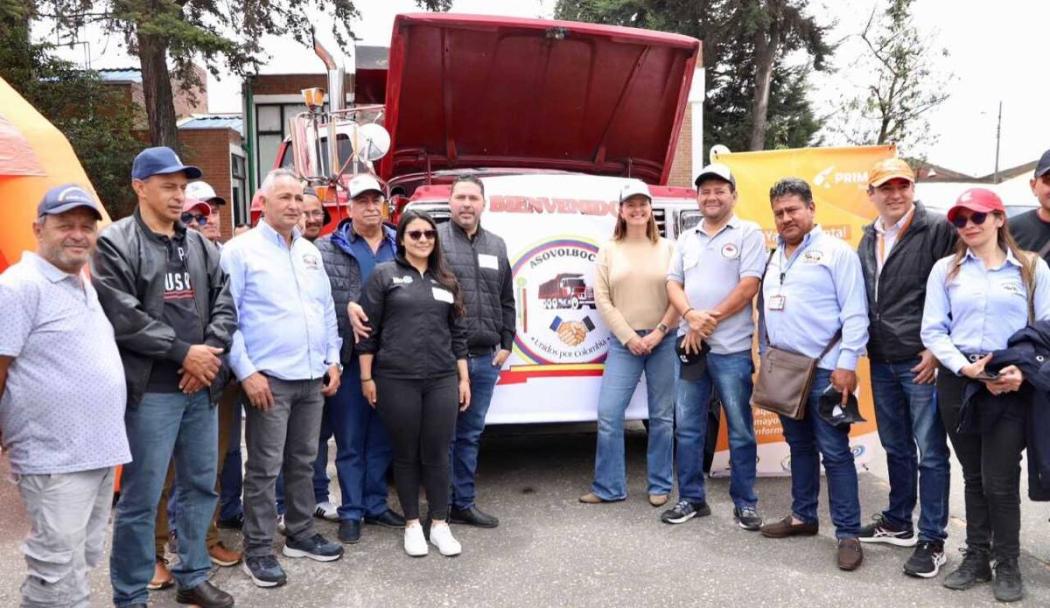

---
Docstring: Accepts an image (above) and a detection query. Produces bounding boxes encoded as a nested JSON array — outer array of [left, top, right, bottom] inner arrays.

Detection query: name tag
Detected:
[[432, 287, 454, 303], [768, 295, 786, 311], [478, 254, 499, 270]]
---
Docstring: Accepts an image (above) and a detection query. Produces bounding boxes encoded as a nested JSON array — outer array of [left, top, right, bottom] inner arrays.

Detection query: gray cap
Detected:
[[37, 184, 103, 220], [1036, 149, 1050, 179]]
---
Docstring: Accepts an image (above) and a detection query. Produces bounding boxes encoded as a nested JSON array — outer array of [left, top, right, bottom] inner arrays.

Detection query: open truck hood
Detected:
[[380, 13, 701, 185]]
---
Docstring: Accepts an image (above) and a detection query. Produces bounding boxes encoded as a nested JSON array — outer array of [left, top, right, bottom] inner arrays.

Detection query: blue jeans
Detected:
[[328, 358, 393, 521], [675, 350, 758, 508], [218, 395, 244, 522], [591, 331, 675, 500], [111, 391, 217, 606], [869, 359, 950, 541], [779, 368, 861, 539], [450, 353, 502, 510]]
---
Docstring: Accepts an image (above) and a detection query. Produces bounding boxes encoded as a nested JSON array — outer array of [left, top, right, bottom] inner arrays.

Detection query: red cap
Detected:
[[946, 188, 1004, 223], [181, 198, 212, 216]]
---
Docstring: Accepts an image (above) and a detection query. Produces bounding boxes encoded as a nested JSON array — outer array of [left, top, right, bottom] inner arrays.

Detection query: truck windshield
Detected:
[[563, 278, 584, 288]]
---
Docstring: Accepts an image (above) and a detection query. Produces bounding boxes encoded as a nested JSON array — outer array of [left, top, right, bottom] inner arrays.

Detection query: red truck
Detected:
[[538, 273, 596, 310]]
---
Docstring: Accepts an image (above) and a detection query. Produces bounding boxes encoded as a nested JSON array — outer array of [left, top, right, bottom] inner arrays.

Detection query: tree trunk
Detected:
[[749, 25, 779, 151], [136, 27, 179, 150]]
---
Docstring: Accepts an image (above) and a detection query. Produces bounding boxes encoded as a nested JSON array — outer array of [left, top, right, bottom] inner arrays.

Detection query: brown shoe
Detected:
[[837, 538, 863, 571], [147, 560, 174, 590], [648, 494, 670, 507], [208, 542, 242, 567], [760, 515, 819, 538], [579, 492, 607, 504]]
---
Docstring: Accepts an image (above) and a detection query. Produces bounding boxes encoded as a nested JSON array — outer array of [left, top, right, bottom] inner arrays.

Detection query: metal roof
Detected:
[[96, 68, 143, 83], [178, 115, 244, 136]]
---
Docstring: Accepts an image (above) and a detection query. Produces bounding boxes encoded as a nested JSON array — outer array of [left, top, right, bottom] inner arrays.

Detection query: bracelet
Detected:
[[683, 307, 694, 317], [361, 378, 374, 383]]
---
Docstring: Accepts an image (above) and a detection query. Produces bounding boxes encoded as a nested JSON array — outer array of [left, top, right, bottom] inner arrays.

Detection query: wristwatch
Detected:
[[657, 322, 669, 334], [328, 362, 344, 373]]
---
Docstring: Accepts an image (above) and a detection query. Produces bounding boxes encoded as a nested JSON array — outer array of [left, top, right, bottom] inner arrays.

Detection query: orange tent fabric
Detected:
[[0, 77, 111, 273]]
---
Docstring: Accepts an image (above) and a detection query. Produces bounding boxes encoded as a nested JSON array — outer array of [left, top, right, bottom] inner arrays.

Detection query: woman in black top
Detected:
[[358, 209, 470, 557]]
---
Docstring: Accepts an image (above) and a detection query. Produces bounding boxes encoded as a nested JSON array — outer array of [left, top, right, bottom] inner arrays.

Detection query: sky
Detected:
[[38, 0, 1048, 179]]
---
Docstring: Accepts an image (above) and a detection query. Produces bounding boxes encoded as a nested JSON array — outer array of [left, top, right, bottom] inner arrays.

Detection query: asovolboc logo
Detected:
[[511, 238, 610, 365]]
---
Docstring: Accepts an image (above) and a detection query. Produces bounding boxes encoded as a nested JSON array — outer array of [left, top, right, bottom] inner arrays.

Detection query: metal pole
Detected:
[[994, 101, 1002, 183]]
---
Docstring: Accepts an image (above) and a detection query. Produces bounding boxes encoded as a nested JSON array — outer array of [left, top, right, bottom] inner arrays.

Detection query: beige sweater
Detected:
[[594, 237, 674, 345]]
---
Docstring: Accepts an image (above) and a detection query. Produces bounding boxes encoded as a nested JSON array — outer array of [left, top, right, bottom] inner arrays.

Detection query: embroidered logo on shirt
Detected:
[[392, 275, 413, 285], [803, 250, 824, 263], [302, 253, 321, 271], [1002, 282, 1024, 297], [721, 243, 740, 259]]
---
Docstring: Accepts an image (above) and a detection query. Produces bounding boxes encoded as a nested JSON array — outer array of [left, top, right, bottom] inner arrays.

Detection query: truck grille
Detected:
[[653, 208, 667, 237]]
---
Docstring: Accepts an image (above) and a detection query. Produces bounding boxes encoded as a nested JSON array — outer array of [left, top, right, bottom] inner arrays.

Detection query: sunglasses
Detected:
[[950, 211, 988, 229], [181, 212, 208, 226], [406, 229, 437, 241]]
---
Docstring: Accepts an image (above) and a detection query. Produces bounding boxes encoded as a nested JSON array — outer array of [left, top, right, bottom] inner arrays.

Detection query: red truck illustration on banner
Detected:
[[537, 273, 597, 310]]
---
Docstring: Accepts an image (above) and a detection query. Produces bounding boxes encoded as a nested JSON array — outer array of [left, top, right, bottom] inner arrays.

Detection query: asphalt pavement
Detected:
[[2, 422, 1049, 607]]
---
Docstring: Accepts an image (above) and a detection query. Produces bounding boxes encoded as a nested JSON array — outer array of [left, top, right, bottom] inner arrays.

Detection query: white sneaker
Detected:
[[314, 501, 339, 522], [404, 524, 428, 557], [428, 522, 462, 557]]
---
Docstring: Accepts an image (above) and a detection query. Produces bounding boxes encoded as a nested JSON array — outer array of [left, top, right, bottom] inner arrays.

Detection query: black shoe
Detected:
[[175, 580, 234, 607], [449, 506, 500, 528], [943, 548, 992, 590], [993, 558, 1024, 602], [904, 540, 947, 578], [733, 506, 763, 531], [216, 513, 244, 530], [282, 533, 344, 562], [660, 499, 711, 524], [242, 555, 287, 588], [365, 509, 406, 529], [857, 513, 916, 547], [338, 519, 361, 544]]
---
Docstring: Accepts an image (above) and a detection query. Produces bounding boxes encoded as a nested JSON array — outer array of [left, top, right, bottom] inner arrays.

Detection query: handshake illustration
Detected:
[[549, 316, 596, 347]]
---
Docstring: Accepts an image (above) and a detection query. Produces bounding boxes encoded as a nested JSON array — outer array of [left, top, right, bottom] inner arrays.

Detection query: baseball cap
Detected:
[[868, 158, 915, 187], [181, 198, 212, 216], [1035, 149, 1050, 179], [946, 188, 1005, 223], [186, 181, 226, 206], [619, 178, 651, 203], [694, 163, 735, 188], [675, 336, 711, 381], [37, 184, 103, 220], [817, 385, 867, 429], [131, 146, 202, 181], [348, 174, 385, 199]]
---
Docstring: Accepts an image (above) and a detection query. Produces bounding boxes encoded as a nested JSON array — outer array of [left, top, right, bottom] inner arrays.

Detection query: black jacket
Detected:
[[438, 221, 516, 353], [314, 221, 398, 363], [357, 256, 469, 380], [858, 201, 956, 362], [91, 209, 237, 406], [986, 322, 1050, 501]]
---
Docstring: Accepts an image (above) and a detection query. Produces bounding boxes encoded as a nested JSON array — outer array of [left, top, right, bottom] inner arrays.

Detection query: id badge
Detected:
[[768, 295, 786, 311]]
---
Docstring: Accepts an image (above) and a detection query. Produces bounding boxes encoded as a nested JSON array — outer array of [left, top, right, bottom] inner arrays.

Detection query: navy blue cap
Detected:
[[37, 184, 103, 220], [1036, 149, 1050, 179], [131, 146, 202, 180]]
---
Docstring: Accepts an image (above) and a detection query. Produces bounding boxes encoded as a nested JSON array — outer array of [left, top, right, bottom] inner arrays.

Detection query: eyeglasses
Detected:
[[181, 212, 208, 226], [406, 229, 437, 241], [950, 211, 988, 228]]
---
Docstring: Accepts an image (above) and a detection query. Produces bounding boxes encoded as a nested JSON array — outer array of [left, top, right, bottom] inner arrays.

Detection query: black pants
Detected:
[[937, 368, 1026, 560], [375, 374, 460, 521]]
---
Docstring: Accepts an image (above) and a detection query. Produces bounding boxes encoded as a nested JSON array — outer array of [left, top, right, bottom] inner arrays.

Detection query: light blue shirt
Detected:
[[668, 215, 767, 354], [759, 226, 869, 371], [220, 221, 341, 381], [921, 249, 1050, 374]]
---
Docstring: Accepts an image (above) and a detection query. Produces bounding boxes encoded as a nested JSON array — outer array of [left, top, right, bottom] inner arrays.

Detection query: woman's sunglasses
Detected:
[[406, 229, 437, 241], [950, 211, 990, 228], [181, 212, 208, 226]]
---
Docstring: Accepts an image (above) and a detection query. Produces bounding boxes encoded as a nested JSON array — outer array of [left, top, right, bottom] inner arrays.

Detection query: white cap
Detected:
[[618, 178, 652, 203], [694, 163, 735, 188], [348, 174, 385, 199], [186, 181, 226, 205]]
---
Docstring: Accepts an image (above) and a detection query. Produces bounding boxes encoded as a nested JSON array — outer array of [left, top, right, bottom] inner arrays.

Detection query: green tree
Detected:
[[0, 3, 141, 218], [828, 0, 952, 152], [555, 0, 832, 154], [33, 0, 452, 150]]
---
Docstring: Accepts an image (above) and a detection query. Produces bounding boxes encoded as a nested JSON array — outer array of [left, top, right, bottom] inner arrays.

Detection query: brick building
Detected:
[[98, 67, 246, 240]]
